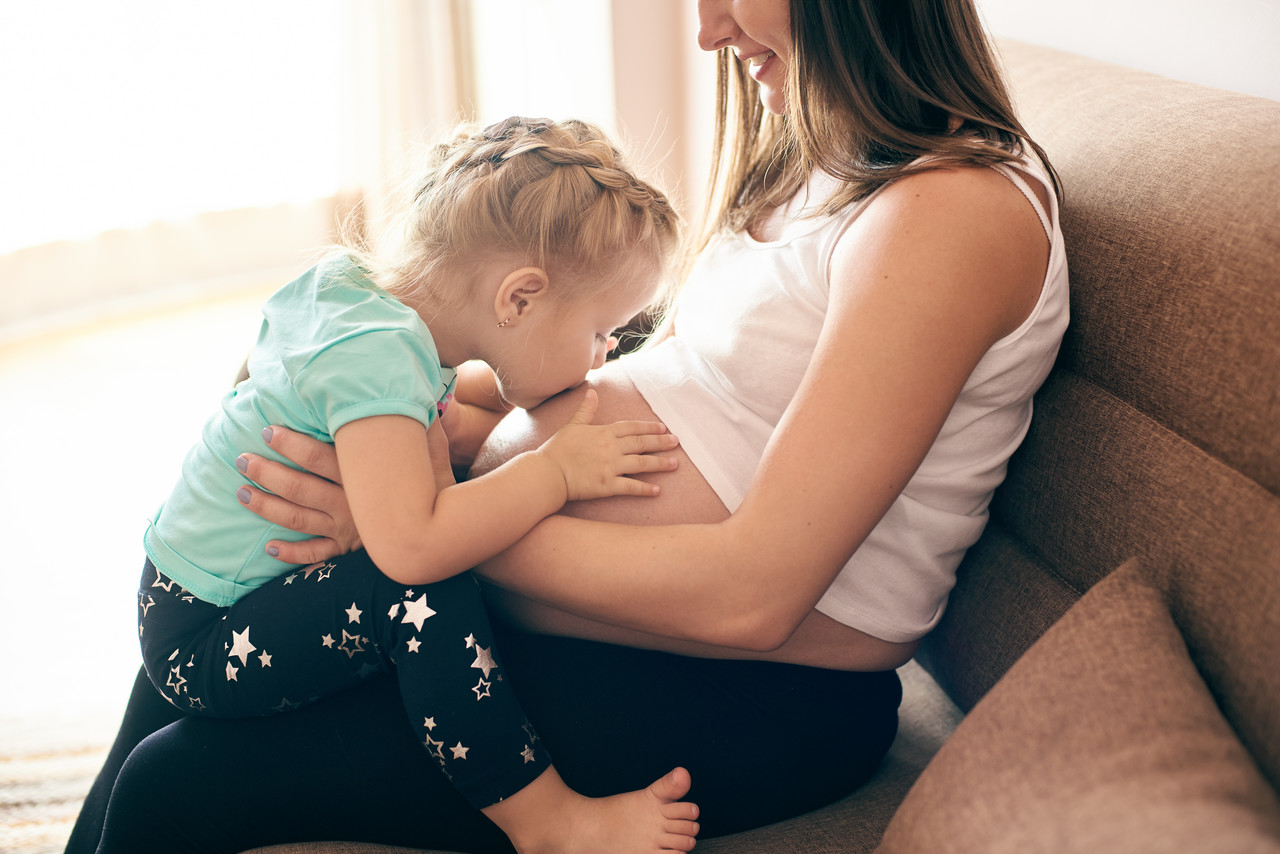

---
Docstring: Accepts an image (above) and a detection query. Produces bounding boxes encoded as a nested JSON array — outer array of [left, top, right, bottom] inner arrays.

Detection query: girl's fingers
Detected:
[[610, 477, 662, 497], [619, 454, 679, 475], [611, 419, 672, 436], [260, 424, 343, 483], [621, 432, 681, 454], [566, 388, 600, 426]]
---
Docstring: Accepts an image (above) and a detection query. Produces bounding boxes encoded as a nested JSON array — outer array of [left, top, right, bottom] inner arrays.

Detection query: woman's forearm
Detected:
[[475, 512, 807, 651]]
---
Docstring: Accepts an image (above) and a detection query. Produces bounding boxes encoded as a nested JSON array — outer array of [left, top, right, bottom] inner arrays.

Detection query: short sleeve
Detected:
[[292, 326, 445, 438]]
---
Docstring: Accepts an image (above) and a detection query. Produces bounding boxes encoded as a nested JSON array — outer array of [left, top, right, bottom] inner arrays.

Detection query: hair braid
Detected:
[[352, 117, 680, 314]]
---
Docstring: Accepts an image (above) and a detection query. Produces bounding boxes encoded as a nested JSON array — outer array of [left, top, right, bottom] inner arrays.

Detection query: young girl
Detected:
[[137, 116, 699, 854]]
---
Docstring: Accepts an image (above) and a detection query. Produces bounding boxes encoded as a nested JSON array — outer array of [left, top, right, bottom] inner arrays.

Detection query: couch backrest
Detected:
[[917, 41, 1280, 788]]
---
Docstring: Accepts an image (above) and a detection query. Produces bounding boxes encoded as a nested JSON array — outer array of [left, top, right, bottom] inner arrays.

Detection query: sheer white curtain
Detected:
[[0, 0, 711, 338], [0, 1, 472, 336]]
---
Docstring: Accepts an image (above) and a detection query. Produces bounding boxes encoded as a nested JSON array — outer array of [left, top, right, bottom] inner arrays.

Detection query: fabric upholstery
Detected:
[[880, 560, 1280, 854], [918, 42, 1280, 747]]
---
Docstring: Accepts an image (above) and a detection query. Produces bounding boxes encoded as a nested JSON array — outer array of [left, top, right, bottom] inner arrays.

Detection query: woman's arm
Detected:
[[476, 166, 1049, 650]]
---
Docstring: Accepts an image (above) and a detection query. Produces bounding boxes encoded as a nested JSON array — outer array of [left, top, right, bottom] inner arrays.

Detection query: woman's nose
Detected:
[[696, 0, 737, 52]]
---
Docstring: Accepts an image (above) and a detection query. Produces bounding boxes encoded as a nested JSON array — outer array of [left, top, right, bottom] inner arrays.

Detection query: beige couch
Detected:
[[249, 40, 1280, 854]]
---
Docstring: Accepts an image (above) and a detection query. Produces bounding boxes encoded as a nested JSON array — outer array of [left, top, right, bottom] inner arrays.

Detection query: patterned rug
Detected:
[[0, 713, 115, 854]]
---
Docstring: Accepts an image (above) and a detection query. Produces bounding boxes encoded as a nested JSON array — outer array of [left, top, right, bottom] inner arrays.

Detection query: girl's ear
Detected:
[[492, 266, 549, 326]]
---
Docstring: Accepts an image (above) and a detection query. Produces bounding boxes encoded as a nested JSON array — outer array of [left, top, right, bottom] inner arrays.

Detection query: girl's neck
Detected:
[[396, 289, 474, 369]]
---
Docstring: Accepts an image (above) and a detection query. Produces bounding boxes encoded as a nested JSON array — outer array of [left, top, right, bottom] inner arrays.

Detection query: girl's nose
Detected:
[[696, 0, 737, 52]]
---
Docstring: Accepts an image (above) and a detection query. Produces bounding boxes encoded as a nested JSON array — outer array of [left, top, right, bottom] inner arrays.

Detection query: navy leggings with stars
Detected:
[[137, 554, 549, 810]]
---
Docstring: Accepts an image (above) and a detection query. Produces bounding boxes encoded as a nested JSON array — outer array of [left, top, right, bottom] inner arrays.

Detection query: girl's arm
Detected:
[[333, 390, 679, 585], [476, 166, 1049, 650]]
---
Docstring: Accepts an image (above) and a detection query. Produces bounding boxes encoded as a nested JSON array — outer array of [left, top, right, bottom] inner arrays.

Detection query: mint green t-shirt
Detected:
[[143, 255, 457, 606]]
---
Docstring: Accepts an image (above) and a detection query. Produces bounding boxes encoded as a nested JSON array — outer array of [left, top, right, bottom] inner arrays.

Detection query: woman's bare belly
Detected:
[[472, 359, 918, 672]]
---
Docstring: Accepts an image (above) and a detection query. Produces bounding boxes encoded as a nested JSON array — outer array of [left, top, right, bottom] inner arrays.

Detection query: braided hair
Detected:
[[353, 117, 681, 316]]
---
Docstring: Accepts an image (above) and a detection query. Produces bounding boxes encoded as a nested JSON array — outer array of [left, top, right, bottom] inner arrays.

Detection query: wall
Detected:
[[976, 0, 1280, 102]]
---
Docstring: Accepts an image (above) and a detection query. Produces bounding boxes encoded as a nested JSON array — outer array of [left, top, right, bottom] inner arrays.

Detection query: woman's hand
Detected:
[[234, 420, 455, 564]]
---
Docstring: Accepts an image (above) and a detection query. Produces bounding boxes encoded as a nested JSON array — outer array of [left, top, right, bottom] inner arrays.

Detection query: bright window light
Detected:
[[468, 0, 616, 132], [0, 1, 343, 255]]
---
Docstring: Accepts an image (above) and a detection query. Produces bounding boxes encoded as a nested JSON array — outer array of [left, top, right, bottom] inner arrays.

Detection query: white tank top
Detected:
[[623, 155, 1069, 643]]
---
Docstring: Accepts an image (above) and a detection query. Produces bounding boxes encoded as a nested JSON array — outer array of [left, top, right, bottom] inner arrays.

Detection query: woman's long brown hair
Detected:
[[700, 0, 1060, 248]]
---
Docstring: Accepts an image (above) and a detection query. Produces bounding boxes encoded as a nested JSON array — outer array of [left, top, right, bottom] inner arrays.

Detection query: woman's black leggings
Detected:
[[69, 554, 903, 854]]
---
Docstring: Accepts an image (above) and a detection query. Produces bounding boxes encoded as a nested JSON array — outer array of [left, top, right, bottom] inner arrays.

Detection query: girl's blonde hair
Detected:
[[349, 116, 681, 316], [703, 0, 1059, 250]]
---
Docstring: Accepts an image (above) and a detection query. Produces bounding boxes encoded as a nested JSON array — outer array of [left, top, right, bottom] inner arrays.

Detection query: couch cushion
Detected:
[[880, 559, 1280, 854], [1002, 40, 1280, 495], [919, 43, 1280, 770]]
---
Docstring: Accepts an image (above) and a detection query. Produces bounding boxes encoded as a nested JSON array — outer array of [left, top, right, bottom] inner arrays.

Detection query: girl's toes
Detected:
[[659, 831, 698, 852], [648, 766, 692, 802], [662, 800, 699, 821]]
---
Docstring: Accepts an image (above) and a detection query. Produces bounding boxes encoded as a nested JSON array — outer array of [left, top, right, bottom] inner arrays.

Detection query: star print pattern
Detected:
[[138, 560, 549, 811]]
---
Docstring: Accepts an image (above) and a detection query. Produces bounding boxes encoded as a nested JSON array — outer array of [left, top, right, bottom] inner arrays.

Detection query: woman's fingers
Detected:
[[261, 425, 343, 482], [236, 453, 344, 516], [235, 451, 362, 556], [235, 480, 339, 538], [261, 537, 345, 566]]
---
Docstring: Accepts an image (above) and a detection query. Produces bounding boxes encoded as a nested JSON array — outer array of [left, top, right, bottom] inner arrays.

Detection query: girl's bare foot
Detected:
[[483, 765, 700, 853]]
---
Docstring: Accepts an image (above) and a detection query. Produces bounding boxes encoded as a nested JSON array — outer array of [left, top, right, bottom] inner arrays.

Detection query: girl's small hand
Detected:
[[538, 389, 680, 501], [236, 425, 359, 565]]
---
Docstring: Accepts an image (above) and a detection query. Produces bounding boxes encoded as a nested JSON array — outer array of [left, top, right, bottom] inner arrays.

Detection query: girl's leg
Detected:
[[86, 617, 898, 853], [137, 555, 554, 808]]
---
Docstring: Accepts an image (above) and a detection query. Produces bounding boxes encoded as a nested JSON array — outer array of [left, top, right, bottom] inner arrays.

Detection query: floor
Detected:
[[0, 284, 275, 852]]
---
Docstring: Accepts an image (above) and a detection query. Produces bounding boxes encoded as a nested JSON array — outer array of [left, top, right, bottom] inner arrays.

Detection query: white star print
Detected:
[[258, 651, 272, 668], [423, 734, 445, 761], [401, 594, 437, 631], [337, 630, 366, 659], [406, 637, 421, 653], [274, 697, 301, 713], [345, 603, 363, 623], [229, 627, 257, 666], [284, 573, 297, 585], [151, 568, 174, 591], [450, 742, 470, 760], [226, 661, 239, 682], [166, 665, 187, 695], [188, 697, 205, 711], [472, 678, 492, 700], [464, 633, 477, 648], [521, 745, 536, 764], [470, 645, 498, 678], [423, 717, 437, 730], [321, 634, 335, 648], [139, 593, 155, 616], [388, 602, 401, 619], [404, 589, 415, 599]]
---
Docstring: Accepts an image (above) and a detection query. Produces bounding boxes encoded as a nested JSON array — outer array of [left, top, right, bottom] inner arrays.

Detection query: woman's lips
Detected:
[[742, 50, 775, 82]]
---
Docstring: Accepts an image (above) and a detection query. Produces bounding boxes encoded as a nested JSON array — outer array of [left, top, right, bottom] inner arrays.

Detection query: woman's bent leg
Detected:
[[496, 625, 902, 839], [63, 667, 182, 854], [93, 672, 514, 854]]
